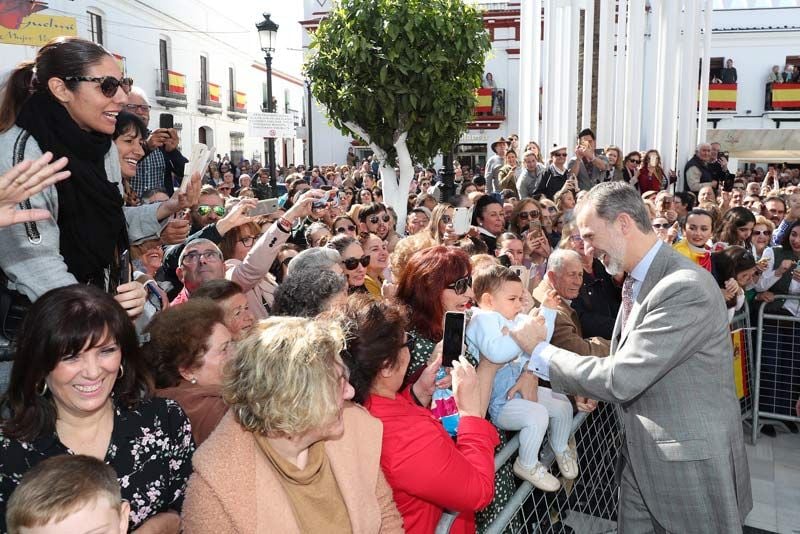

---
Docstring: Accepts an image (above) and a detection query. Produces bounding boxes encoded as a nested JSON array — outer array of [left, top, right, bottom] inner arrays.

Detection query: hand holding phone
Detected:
[[442, 312, 466, 367], [250, 198, 280, 217], [183, 144, 215, 193], [118, 249, 131, 287]]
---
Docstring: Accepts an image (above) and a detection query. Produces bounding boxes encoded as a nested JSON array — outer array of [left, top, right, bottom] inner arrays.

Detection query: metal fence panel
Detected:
[[730, 301, 755, 425]]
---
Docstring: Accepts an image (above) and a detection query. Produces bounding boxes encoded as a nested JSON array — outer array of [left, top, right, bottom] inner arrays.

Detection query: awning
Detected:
[[707, 129, 800, 162]]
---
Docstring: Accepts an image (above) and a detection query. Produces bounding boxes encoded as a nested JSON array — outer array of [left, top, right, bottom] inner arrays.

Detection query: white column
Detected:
[[531, 0, 543, 144], [519, 0, 534, 146], [623, 0, 645, 151], [612, 0, 628, 146], [554, 5, 567, 146], [659, 0, 682, 177], [696, 0, 714, 144], [596, 0, 616, 144], [581, 0, 595, 130], [676, 0, 702, 190], [567, 2, 581, 140], [541, 0, 554, 150]]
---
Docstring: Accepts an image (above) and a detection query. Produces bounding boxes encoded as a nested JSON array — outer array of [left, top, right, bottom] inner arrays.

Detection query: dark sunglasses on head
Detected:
[[64, 76, 133, 97], [446, 275, 472, 295], [336, 225, 357, 234], [517, 209, 541, 221], [197, 205, 226, 217], [342, 255, 371, 270], [369, 214, 391, 224]]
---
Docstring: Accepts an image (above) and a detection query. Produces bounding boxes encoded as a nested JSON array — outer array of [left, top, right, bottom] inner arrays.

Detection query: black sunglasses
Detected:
[[628, 159, 641, 164], [342, 255, 371, 270], [369, 214, 392, 224], [518, 209, 541, 221], [64, 76, 133, 98], [446, 275, 472, 295], [652, 223, 671, 229], [336, 225, 357, 234]]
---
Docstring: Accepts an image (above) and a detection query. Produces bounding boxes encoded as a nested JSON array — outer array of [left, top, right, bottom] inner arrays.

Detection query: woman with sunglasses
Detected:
[[327, 235, 370, 293], [750, 216, 775, 266], [622, 151, 642, 189], [0, 37, 173, 330], [508, 199, 542, 235], [338, 295, 498, 534], [332, 215, 359, 238], [268, 243, 301, 286], [359, 232, 390, 299]]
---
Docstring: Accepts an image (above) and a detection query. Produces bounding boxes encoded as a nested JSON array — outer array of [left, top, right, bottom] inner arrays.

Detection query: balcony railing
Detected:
[[708, 82, 737, 111], [155, 69, 187, 108], [227, 90, 247, 120], [197, 81, 222, 114], [766, 82, 800, 111]]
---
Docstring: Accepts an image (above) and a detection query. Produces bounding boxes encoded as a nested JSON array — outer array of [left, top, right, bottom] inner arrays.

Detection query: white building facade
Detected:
[[303, 0, 800, 176], [0, 0, 307, 168]]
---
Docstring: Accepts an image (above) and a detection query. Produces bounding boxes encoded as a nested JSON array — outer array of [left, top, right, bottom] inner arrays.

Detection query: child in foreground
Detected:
[[466, 264, 577, 492], [6, 455, 129, 534]]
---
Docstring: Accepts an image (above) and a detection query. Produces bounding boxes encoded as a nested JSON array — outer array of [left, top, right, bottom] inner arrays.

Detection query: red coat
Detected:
[[637, 166, 663, 193], [364, 388, 499, 534]]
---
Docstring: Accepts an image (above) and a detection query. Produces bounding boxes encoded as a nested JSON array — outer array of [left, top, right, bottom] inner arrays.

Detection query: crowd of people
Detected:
[[0, 35, 797, 534]]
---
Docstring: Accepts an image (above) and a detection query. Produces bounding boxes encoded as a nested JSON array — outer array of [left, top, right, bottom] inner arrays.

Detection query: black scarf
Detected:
[[16, 92, 128, 288]]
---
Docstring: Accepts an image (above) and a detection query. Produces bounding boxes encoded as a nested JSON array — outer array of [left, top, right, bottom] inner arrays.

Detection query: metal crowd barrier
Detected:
[[436, 401, 624, 534], [730, 301, 755, 428], [752, 296, 800, 444]]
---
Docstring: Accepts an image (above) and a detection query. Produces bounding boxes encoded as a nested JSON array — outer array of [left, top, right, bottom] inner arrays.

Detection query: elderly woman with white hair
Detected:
[[182, 316, 404, 533], [287, 247, 344, 276]]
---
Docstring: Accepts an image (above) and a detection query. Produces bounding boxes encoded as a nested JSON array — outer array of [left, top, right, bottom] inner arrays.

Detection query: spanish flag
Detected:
[[475, 88, 492, 113], [167, 71, 185, 94], [235, 91, 247, 110], [731, 328, 748, 399], [708, 83, 737, 110], [771, 83, 800, 109], [208, 83, 220, 103]]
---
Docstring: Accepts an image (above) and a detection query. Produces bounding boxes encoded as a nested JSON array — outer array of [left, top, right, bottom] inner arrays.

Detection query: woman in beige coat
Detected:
[[182, 316, 404, 534]]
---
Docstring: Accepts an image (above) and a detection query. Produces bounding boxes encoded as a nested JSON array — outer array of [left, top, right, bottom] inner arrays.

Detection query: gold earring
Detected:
[[117, 364, 124, 379], [37, 380, 48, 396]]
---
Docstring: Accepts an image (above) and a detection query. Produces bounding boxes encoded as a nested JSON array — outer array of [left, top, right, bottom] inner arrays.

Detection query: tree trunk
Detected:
[[343, 122, 413, 234]]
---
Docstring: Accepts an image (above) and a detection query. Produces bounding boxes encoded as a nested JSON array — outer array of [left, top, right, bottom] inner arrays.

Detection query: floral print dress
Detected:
[[0, 397, 195, 532], [405, 331, 519, 533]]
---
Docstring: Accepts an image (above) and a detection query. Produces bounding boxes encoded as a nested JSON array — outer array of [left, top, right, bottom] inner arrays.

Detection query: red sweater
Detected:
[[364, 389, 499, 534], [637, 166, 663, 193]]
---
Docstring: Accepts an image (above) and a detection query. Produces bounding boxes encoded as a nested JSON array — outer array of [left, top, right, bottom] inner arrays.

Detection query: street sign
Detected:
[[248, 112, 296, 139]]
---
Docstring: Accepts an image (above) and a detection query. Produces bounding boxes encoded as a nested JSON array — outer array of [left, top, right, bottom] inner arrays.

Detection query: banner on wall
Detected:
[[0, 14, 77, 46]]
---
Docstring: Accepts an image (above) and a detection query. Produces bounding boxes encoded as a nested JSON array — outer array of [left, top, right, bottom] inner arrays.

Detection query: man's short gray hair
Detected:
[[129, 86, 150, 105], [178, 238, 222, 265], [578, 182, 652, 233], [287, 247, 341, 275], [546, 248, 582, 274]]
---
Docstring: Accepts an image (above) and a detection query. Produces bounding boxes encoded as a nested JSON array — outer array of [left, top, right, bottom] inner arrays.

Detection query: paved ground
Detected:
[[744, 426, 800, 534]]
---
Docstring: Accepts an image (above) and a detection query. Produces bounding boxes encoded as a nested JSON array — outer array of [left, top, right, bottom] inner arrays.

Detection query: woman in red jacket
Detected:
[[338, 295, 499, 534], [637, 149, 665, 194]]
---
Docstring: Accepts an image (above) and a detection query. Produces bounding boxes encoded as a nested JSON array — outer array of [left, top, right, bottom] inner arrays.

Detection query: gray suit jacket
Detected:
[[547, 244, 752, 533]]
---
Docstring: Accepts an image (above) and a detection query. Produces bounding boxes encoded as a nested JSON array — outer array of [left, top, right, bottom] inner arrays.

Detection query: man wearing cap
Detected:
[[485, 136, 508, 194], [567, 128, 609, 191]]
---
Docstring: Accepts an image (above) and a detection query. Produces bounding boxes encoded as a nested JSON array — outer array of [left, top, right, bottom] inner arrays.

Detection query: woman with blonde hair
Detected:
[[604, 145, 624, 182], [183, 316, 404, 533]]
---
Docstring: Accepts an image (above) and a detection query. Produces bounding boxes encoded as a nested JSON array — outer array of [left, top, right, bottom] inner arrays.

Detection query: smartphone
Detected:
[[250, 198, 280, 217], [313, 190, 339, 209], [159, 113, 174, 130], [452, 206, 472, 235], [442, 311, 466, 367], [498, 254, 512, 268], [529, 220, 543, 239], [184, 143, 215, 193], [510, 265, 530, 290], [118, 249, 131, 287]]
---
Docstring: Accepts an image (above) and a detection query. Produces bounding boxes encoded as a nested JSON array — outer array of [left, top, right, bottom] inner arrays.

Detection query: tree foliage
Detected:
[[305, 0, 490, 165]]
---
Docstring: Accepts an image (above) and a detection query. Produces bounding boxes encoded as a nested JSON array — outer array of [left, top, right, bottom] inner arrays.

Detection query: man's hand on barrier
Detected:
[[755, 291, 775, 303], [576, 396, 598, 412], [776, 259, 795, 277]]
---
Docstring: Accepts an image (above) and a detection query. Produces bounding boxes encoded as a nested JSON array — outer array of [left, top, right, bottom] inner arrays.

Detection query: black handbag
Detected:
[[0, 130, 39, 361]]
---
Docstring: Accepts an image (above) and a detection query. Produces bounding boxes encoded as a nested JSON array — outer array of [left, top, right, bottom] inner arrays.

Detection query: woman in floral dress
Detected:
[[0, 285, 194, 533]]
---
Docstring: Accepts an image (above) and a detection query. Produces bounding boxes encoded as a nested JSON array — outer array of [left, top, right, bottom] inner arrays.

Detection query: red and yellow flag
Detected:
[[234, 91, 247, 110], [771, 83, 800, 109], [475, 88, 492, 113], [167, 71, 185, 94], [731, 328, 748, 399], [112, 53, 126, 75], [708, 83, 737, 110], [208, 83, 220, 103]]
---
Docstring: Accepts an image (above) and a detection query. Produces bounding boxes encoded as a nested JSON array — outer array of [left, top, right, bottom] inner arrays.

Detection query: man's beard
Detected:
[[599, 237, 627, 276]]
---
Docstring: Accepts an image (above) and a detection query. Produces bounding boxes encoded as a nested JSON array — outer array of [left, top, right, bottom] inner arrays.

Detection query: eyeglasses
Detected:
[[125, 103, 151, 113], [64, 76, 133, 97], [652, 223, 671, 229], [182, 250, 222, 265], [196, 205, 226, 217], [335, 225, 356, 234], [342, 255, 371, 270], [554, 152, 567, 157], [238, 234, 262, 247], [628, 159, 641, 164], [517, 209, 541, 221], [369, 214, 392, 225], [751, 230, 771, 236], [446, 275, 472, 295]]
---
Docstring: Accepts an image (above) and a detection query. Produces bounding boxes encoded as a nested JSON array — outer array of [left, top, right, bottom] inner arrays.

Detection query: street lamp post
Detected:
[[256, 13, 279, 191]]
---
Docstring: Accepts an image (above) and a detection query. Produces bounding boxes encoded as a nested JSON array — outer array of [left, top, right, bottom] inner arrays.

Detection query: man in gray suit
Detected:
[[515, 182, 752, 533]]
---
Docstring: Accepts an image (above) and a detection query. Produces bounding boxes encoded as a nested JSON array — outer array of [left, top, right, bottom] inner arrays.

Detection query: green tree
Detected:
[[305, 0, 490, 231]]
